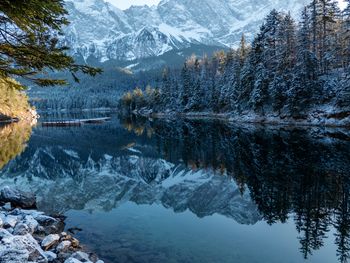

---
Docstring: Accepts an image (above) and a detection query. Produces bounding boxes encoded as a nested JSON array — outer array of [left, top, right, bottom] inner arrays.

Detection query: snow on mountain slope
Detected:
[[63, 0, 309, 62]]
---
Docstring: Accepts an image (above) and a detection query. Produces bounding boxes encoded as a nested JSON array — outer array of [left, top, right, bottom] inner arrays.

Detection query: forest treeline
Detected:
[[120, 0, 350, 124]]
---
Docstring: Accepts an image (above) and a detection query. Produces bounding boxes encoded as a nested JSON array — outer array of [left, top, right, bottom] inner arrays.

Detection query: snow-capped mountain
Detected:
[[63, 0, 309, 62]]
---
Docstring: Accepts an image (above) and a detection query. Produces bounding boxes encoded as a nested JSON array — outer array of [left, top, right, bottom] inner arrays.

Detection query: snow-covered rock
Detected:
[[64, 258, 84, 263], [0, 232, 48, 263], [0, 205, 104, 263], [13, 223, 31, 235], [45, 251, 58, 261], [57, 240, 72, 252], [62, 0, 309, 62], [23, 215, 39, 233], [2, 215, 18, 228], [41, 234, 60, 250], [34, 215, 64, 235], [71, 251, 91, 262]]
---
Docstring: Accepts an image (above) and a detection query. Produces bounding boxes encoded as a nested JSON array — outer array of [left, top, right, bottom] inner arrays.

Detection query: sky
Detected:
[[107, 0, 346, 10]]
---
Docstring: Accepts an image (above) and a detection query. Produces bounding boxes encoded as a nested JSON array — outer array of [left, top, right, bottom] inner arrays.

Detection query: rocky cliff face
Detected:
[[63, 0, 308, 62]]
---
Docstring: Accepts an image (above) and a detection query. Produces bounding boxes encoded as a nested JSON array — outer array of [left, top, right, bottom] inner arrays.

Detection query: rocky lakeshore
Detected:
[[0, 186, 104, 263]]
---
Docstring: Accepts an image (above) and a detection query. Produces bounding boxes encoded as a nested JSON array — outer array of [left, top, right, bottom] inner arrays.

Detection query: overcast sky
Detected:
[[107, 0, 346, 10]]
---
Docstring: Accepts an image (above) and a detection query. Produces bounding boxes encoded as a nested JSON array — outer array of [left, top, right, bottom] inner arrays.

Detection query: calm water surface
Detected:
[[0, 113, 349, 263]]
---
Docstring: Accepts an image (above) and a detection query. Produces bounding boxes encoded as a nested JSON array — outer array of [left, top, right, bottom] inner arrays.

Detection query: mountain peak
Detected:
[[63, 0, 309, 62]]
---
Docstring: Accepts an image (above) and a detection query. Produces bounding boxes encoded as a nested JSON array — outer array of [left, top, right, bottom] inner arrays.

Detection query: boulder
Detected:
[[3, 215, 18, 228], [0, 247, 29, 263], [44, 251, 57, 262], [0, 186, 36, 209], [70, 237, 80, 248], [71, 251, 91, 262], [3, 202, 11, 210], [64, 258, 83, 263], [13, 223, 31, 235], [57, 240, 71, 252], [23, 215, 39, 233], [0, 232, 48, 263], [0, 228, 13, 239], [34, 215, 64, 235], [41, 234, 60, 250]]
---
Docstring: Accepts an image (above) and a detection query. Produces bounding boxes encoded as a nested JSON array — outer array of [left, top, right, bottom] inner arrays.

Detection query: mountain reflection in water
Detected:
[[1, 115, 350, 263]]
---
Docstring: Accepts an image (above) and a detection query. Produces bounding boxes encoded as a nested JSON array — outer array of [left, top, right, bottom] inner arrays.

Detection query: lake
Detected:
[[1, 113, 350, 263]]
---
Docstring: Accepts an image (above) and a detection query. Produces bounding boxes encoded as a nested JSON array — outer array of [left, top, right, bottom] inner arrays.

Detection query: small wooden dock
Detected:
[[41, 117, 111, 127]]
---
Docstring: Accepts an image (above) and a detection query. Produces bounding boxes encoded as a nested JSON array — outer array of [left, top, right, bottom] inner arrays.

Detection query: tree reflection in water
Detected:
[[0, 123, 32, 169], [120, 115, 350, 263]]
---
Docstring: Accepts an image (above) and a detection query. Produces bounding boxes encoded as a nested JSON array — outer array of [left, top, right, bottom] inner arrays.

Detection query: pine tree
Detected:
[[290, 7, 319, 118], [271, 13, 297, 114], [239, 50, 255, 112], [160, 67, 171, 108], [181, 63, 191, 111], [343, 0, 350, 67], [320, 0, 341, 72], [239, 34, 248, 64], [249, 10, 283, 114], [0, 0, 100, 88]]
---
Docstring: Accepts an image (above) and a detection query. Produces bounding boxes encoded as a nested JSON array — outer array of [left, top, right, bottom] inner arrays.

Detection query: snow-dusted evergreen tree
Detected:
[[343, 0, 350, 67], [338, 0, 350, 110], [200, 55, 212, 110], [227, 37, 249, 112], [289, 8, 319, 117], [271, 13, 297, 114], [239, 47, 255, 112], [218, 50, 235, 111], [187, 57, 202, 111], [321, 0, 341, 72], [160, 67, 171, 108], [181, 62, 191, 110], [120, 1, 350, 123], [249, 10, 282, 115]]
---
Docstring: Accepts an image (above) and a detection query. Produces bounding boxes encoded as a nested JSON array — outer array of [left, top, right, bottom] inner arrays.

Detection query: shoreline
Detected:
[[0, 186, 104, 263], [134, 110, 350, 128]]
